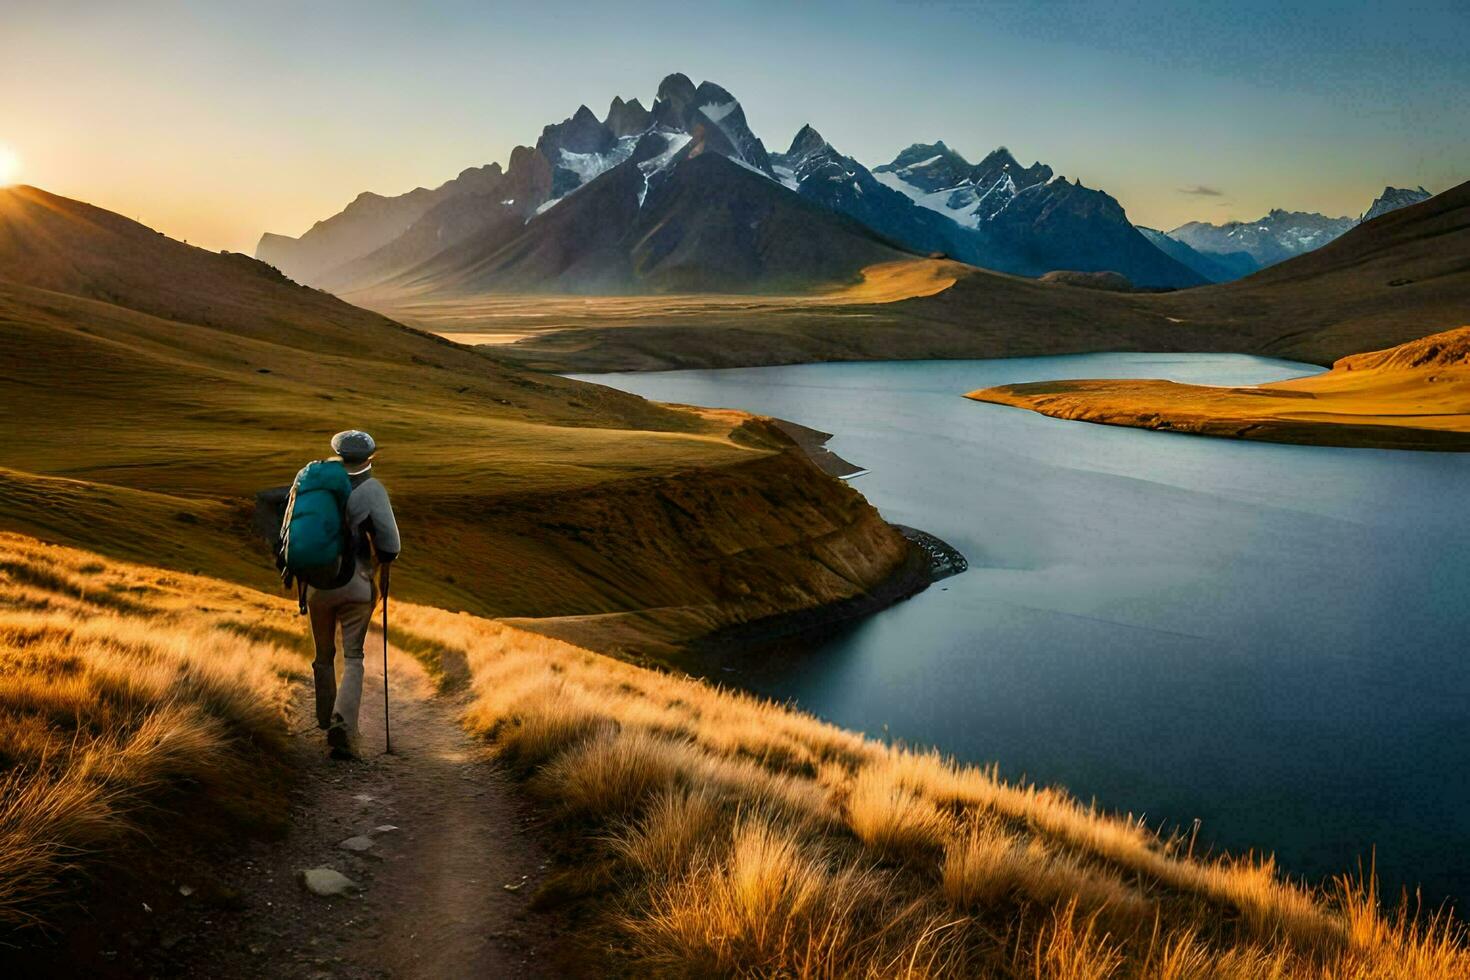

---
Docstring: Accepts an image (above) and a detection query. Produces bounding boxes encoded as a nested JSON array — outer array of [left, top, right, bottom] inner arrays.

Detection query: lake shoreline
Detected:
[[967, 324, 1470, 451], [681, 417, 967, 662]]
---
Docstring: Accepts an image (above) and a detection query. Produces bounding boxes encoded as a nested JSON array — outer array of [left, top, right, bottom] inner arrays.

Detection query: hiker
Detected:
[[278, 430, 400, 759]]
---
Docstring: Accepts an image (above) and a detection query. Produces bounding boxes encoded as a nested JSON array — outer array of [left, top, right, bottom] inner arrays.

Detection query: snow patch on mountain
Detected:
[[873, 171, 985, 229], [557, 137, 639, 187], [772, 163, 800, 192], [700, 100, 739, 123], [636, 131, 694, 206]]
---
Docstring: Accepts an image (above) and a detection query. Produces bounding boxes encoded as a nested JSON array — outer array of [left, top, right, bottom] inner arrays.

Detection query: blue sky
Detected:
[[3, 0, 1466, 252]]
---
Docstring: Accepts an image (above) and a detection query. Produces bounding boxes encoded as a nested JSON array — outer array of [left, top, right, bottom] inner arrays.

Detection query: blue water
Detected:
[[573, 355, 1470, 907]]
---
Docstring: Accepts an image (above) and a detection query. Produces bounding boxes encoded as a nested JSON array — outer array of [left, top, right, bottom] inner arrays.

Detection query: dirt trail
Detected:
[[167, 622, 558, 979]]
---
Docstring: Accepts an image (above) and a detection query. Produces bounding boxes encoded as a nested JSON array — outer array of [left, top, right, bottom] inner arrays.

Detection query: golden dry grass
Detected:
[[383, 602, 1470, 978], [0, 533, 301, 931], [4, 533, 1466, 976]]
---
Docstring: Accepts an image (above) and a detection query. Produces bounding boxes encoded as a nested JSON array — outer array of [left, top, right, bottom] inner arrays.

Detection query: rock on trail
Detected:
[[301, 868, 360, 897]]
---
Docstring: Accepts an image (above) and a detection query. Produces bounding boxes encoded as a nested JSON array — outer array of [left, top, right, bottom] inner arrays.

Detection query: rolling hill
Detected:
[[0, 184, 915, 660]]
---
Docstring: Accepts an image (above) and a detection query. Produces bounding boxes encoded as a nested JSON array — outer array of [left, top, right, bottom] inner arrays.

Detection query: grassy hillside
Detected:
[[448, 182, 1470, 373], [0, 534, 299, 934], [0, 185, 912, 659], [969, 324, 1470, 450], [7, 533, 1463, 977]]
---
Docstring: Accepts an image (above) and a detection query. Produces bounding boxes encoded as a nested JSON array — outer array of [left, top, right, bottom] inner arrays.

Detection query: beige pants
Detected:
[[307, 568, 377, 738]]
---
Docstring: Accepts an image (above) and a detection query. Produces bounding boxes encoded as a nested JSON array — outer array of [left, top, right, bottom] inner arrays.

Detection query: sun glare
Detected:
[[0, 145, 20, 185]]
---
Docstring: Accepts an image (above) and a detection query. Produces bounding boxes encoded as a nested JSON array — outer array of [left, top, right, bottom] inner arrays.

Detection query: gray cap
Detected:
[[330, 429, 376, 464]]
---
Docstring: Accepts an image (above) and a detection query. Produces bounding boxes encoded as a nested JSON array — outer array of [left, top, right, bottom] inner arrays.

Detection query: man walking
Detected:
[[301, 429, 400, 759]]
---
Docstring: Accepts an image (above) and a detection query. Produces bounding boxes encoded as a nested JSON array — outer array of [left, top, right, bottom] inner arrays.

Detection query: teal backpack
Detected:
[[280, 460, 354, 591]]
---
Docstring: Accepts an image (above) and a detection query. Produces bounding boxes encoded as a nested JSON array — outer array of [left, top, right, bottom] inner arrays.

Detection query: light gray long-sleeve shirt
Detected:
[[346, 470, 400, 566]]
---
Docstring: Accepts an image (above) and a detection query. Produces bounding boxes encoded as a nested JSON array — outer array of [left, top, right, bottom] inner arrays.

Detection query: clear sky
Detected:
[[3, 0, 1466, 253]]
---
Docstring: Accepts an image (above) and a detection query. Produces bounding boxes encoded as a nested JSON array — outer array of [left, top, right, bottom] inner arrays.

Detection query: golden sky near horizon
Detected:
[[3, 2, 1465, 255]]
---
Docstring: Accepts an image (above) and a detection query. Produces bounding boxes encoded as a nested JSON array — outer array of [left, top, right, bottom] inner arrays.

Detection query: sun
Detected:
[[0, 145, 20, 186]]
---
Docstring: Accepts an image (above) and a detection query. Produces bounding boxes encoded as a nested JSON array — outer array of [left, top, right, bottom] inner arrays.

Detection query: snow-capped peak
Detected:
[[1359, 185, 1432, 224]]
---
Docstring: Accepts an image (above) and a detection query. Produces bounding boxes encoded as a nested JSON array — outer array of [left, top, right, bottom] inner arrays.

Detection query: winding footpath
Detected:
[[168, 630, 559, 979]]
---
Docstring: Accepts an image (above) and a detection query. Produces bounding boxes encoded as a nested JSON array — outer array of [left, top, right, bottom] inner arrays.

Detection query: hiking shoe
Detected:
[[325, 717, 356, 760]]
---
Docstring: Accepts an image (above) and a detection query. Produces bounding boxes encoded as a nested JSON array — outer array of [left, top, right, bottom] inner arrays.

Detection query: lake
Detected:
[[573, 354, 1470, 907]]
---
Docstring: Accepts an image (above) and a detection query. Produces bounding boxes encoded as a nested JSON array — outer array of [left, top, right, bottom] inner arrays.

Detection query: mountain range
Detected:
[[256, 73, 1432, 299], [1154, 185, 1433, 282], [257, 73, 1210, 296]]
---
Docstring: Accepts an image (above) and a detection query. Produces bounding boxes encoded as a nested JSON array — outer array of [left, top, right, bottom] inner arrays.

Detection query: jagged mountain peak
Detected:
[[605, 96, 652, 137], [1361, 185, 1432, 224], [640, 74, 771, 175], [786, 124, 827, 159], [537, 104, 614, 157], [973, 147, 1053, 192], [977, 146, 1017, 167], [884, 142, 969, 169], [656, 72, 697, 104], [693, 80, 737, 106]]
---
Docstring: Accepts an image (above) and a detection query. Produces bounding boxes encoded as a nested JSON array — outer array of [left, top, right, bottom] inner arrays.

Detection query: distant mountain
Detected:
[[316, 146, 552, 292], [980, 176, 1204, 287], [297, 75, 914, 296], [770, 126, 980, 263], [1360, 186, 1432, 224], [871, 143, 1203, 288], [260, 73, 1206, 295], [1168, 209, 1356, 269], [257, 164, 509, 285], [1136, 227, 1259, 283], [874, 143, 1053, 227], [382, 149, 907, 295], [1157, 185, 1435, 279]]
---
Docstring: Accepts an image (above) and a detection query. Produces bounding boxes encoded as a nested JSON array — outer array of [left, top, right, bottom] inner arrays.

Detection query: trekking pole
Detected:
[[381, 571, 392, 755]]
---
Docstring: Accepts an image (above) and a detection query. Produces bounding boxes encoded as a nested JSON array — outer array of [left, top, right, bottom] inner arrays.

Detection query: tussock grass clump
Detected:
[[0, 534, 299, 931], [382, 602, 1470, 978], [844, 763, 953, 861]]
